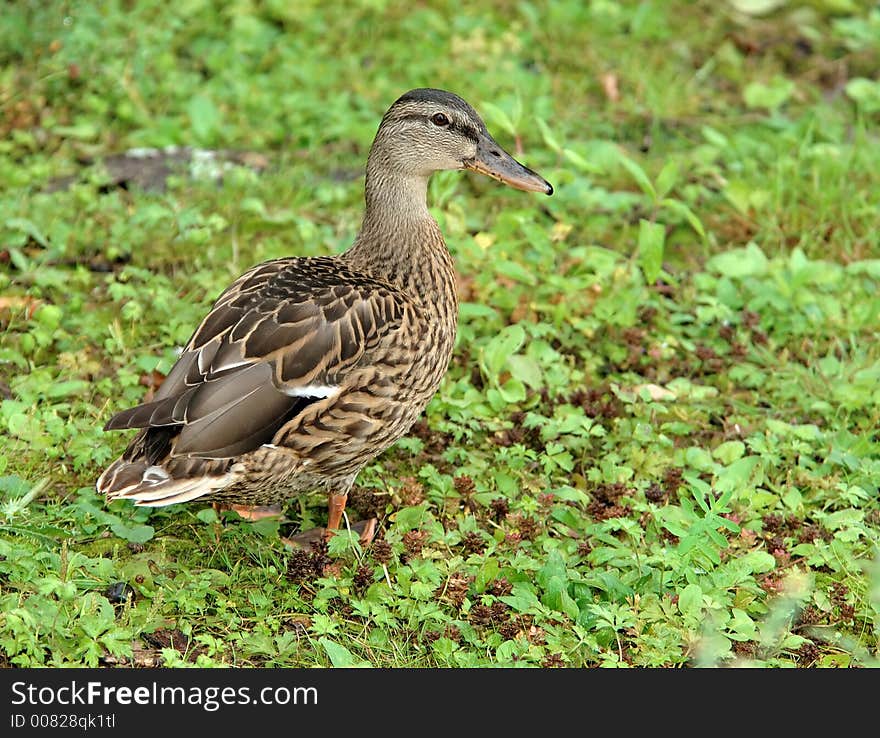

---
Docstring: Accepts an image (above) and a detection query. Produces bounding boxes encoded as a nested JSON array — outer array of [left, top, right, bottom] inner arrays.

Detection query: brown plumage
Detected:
[[97, 88, 552, 537]]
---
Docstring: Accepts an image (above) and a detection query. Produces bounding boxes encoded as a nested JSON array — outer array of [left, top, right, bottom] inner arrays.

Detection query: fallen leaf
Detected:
[[0, 295, 43, 319], [139, 370, 167, 402], [600, 72, 620, 102], [632, 383, 676, 401]]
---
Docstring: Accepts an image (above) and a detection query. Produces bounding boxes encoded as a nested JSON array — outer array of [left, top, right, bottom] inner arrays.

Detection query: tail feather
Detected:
[[97, 457, 232, 507]]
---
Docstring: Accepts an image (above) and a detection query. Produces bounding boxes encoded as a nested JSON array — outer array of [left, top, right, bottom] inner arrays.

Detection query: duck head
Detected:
[[368, 88, 553, 196]]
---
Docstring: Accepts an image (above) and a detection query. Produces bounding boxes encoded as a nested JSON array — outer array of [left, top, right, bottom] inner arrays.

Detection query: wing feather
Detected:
[[103, 256, 407, 465]]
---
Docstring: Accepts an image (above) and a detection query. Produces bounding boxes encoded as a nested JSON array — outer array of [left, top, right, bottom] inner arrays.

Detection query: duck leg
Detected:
[[282, 492, 377, 549], [325, 493, 377, 545], [325, 492, 348, 539]]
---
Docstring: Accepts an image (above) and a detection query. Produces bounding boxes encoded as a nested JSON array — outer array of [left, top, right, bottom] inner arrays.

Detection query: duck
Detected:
[[96, 88, 553, 547]]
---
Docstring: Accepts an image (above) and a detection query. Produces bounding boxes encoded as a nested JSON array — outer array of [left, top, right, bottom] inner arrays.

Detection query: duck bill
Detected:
[[463, 133, 553, 195]]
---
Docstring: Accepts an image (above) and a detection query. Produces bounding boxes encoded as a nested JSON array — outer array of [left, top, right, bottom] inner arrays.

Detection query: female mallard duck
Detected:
[[97, 88, 552, 545]]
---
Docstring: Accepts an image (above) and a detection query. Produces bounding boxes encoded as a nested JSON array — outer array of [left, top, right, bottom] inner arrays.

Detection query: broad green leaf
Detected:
[[500, 583, 541, 613], [479, 101, 517, 137], [845, 78, 880, 113], [481, 324, 526, 378], [661, 198, 706, 238], [475, 558, 501, 592], [46, 380, 90, 399], [846, 260, 880, 278], [735, 550, 777, 574], [196, 507, 219, 524], [506, 354, 543, 388], [655, 161, 679, 199], [685, 446, 715, 472], [616, 153, 656, 199], [712, 441, 745, 463], [719, 456, 763, 491], [495, 259, 538, 285], [822, 508, 864, 531], [727, 608, 757, 641], [637, 219, 665, 284], [496, 377, 527, 403], [678, 583, 703, 620], [496, 640, 521, 663], [743, 77, 795, 110], [109, 522, 155, 544], [701, 125, 729, 147], [536, 117, 562, 153], [188, 95, 221, 144], [53, 121, 99, 141], [563, 147, 603, 173], [431, 637, 460, 661], [543, 575, 580, 619], [706, 243, 769, 277], [319, 637, 357, 667], [0, 475, 30, 498], [6, 218, 50, 248], [392, 504, 430, 532], [537, 550, 568, 589], [550, 486, 590, 505]]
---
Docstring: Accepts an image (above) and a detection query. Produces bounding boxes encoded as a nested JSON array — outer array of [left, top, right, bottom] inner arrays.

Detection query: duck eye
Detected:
[[431, 113, 451, 127]]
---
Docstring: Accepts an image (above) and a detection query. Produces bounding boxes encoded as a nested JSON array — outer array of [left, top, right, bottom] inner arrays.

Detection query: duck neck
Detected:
[[344, 162, 455, 303], [363, 158, 431, 225]]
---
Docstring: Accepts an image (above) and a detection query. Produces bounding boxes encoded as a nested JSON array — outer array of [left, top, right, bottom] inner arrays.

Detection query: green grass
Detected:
[[1, 0, 879, 667]]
